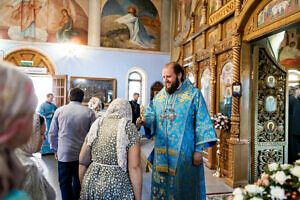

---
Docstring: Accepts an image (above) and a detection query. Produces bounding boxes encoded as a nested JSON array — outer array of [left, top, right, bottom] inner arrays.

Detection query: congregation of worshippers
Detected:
[[1, 0, 300, 200]]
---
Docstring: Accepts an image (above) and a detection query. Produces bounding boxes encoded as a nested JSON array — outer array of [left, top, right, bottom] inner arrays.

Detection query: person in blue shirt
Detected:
[[39, 93, 57, 154]]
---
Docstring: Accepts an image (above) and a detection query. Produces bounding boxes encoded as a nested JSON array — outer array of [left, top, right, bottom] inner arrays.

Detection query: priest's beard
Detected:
[[166, 77, 180, 94]]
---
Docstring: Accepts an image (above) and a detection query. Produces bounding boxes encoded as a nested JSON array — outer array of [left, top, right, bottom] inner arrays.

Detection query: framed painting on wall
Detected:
[[70, 76, 116, 106]]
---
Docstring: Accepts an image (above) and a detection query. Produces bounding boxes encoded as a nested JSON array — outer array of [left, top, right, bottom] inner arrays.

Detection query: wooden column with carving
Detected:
[[207, 48, 217, 169], [230, 34, 241, 141], [225, 33, 241, 187], [210, 48, 217, 117]]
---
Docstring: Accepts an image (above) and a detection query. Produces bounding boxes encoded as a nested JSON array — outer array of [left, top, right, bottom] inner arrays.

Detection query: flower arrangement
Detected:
[[211, 113, 230, 131], [229, 160, 300, 200]]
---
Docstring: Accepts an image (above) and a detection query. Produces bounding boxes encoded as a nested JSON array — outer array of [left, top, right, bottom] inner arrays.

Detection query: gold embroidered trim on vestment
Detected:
[[168, 169, 176, 176], [156, 148, 166, 154], [168, 149, 178, 156], [156, 166, 168, 173]]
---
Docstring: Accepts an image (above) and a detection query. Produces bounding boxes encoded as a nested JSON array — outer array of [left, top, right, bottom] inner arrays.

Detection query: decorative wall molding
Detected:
[[196, 49, 211, 62]]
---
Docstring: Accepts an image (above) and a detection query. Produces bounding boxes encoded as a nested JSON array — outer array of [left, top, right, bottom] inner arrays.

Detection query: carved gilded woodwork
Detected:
[[4, 49, 55, 74], [172, 0, 300, 187], [209, 0, 235, 26], [196, 48, 211, 61], [234, 0, 241, 16], [214, 38, 233, 54], [241, 0, 300, 41], [251, 47, 287, 181]]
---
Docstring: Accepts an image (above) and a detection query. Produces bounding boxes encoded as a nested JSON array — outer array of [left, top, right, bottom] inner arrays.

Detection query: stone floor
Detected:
[[38, 138, 232, 200]]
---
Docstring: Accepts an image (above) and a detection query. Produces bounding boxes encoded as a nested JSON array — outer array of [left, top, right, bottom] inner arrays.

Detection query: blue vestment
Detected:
[[39, 102, 57, 154], [144, 79, 217, 200]]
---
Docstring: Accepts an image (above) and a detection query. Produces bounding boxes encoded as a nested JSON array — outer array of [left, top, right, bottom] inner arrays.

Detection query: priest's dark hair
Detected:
[[165, 62, 185, 82], [69, 88, 84, 102]]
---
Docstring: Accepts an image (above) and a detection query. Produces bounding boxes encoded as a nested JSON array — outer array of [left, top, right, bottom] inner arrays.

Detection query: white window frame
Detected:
[[125, 67, 148, 106]]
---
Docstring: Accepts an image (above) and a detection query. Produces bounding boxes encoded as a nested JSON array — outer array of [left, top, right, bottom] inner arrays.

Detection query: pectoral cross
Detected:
[[159, 109, 167, 121], [167, 109, 176, 121]]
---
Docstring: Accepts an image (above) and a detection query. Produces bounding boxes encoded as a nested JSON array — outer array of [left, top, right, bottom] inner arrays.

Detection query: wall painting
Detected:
[[258, 0, 300, 27], [184, 42, 191, 58], [0, 0, 88, 44], [209, 0, 221, 15], [223, 17, 235, 38], [207, 27, 219, 47], [201, 68, 212, 113], [219, 62, 233, 117], [100, 0, 160, 51], [194, 3, 204, 33], [194, 35, 203, 52]]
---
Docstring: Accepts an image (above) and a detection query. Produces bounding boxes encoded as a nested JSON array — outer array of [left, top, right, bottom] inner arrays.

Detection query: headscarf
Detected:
[[88, 97, 103, 113], [0, 61, 38, 143], [86, 98, 133, 171], [105, 98, 132, 121], [0, 61, 37, 198], [19, 113, 44, 156]]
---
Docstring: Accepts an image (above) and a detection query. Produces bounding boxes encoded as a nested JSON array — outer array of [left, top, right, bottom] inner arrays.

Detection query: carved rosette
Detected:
[[230, 34, 241, 140]]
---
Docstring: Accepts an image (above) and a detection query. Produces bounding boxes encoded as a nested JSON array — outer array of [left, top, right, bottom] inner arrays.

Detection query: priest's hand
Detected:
[[193, 152, 202, 166], [136, 118, 146, 130]]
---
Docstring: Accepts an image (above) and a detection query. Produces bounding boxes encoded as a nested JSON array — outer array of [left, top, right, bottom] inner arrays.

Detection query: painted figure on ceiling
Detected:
[[9, 0, 46, 40], [115, 5, 155, 48], [56, 8, 79, 43]]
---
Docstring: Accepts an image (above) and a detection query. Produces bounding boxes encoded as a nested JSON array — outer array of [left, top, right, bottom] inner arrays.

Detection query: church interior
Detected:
[[0, 0, 300, 199]]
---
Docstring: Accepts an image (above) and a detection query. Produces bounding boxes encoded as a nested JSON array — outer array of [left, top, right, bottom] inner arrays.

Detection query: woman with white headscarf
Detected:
[[0, 61, 38, 199], [15, 113, 56, 200], [79, 98, 142, 200]]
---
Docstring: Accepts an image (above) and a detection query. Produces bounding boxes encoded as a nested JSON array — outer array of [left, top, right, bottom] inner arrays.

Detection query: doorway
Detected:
[[28, 75, 53, 111], [249, 25, 300, 181]]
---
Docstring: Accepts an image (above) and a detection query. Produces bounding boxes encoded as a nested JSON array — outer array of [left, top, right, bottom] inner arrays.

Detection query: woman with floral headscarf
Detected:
[[88, 97, 105, 118], [15, 113, 56, 200], [0, 62, 38, 199], [79, 98, 142, 200]]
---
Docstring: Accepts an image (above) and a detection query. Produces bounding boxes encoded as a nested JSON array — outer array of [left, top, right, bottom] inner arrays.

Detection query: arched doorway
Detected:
[[4, 48, 67, 107], [4, 48, 55, 74], [238, 0, 300, 181]]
